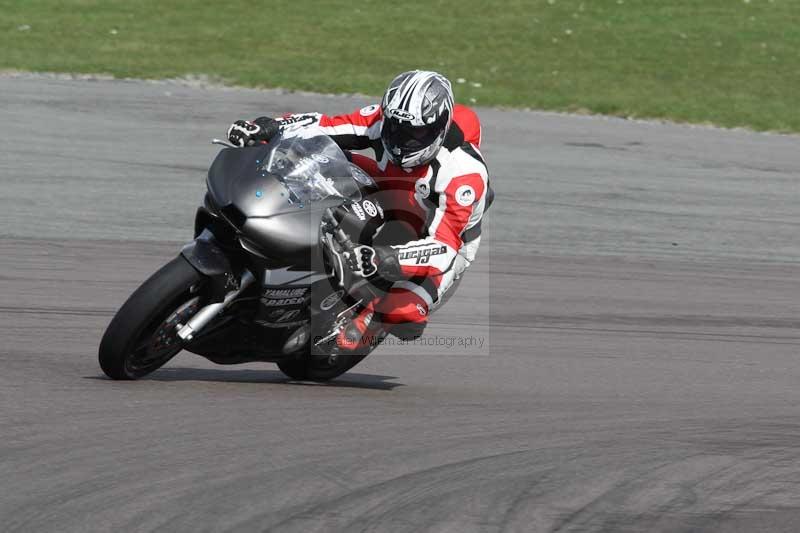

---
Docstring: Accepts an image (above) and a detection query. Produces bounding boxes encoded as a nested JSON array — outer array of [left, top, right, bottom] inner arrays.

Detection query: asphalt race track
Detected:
[[2, 73, 800, 532]]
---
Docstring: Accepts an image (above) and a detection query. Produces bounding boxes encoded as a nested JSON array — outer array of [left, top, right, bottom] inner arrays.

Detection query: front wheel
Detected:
[[99, 257, 204, 380]]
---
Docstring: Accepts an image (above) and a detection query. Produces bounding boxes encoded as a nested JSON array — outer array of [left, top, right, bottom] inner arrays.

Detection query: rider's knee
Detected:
[[379, 300, 428, 341], [375, 287, 430, 341]]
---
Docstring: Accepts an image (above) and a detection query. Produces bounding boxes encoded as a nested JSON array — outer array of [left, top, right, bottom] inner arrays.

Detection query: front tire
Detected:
[[99, 256, 204, 380]]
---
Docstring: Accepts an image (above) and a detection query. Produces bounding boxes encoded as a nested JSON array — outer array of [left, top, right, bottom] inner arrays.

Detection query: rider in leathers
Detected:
[[227, 70, 492, 352]]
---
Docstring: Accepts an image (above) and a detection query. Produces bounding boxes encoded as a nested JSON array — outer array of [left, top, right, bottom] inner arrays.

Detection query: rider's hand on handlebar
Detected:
[[226, 117, 280, 147], [326, 208, 378, 278], [227, 120, 260, 147], [324, 204, 401, 282], [340, 240, 403, 282], [342, 245, 379, 278]]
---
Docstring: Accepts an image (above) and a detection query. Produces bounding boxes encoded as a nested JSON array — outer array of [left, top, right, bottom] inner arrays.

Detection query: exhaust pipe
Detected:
[[177, 270, 256, 342]]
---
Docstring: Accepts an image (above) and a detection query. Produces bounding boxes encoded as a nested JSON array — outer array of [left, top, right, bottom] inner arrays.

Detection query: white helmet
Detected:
[[380, 70, 455, 168]]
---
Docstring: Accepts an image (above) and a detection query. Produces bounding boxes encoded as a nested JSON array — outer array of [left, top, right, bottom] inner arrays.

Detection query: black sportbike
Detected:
[[99, 133, 389, 381]]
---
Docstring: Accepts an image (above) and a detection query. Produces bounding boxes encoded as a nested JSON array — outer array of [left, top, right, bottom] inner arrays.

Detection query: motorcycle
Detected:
[[99, 133, 388, 381]]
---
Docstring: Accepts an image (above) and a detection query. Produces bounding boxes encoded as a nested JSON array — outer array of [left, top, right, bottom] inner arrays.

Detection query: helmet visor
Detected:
[[381, 113, 449, 156]]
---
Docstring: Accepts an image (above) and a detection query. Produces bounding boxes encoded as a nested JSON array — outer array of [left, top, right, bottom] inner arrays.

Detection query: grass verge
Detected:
[[1, 0, 797, 131]]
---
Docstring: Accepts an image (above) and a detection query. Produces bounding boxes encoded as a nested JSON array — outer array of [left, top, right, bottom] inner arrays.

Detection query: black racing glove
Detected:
[[343, 245, 378, 278], [226, 117, 280, 147], [342, 244, 403, 282]]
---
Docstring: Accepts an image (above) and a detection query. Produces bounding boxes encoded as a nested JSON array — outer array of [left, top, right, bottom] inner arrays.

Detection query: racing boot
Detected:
[[336, 299, 382, 353]]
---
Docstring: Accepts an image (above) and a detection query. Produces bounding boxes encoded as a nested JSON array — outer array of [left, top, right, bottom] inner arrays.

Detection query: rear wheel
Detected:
[[277, 352, 368, 382], [276, 328, 386, 381], [99, 257, 204, 380]]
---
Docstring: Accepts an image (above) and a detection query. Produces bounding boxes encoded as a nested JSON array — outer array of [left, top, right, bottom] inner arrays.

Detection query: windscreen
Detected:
[[263, 133, 368, 205]]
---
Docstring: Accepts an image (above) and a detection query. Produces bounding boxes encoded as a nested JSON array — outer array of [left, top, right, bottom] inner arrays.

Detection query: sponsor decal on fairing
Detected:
[[362, 200, 378, 218], [261, 287, 307, 306], [320, 290, 344, 311], [351, 202, 366, 221], [264, 288, 307, 298]]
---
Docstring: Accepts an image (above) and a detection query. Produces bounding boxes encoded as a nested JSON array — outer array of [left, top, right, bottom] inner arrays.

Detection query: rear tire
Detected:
[[99, 257, 204, 380], [277, 353, 367, 382]]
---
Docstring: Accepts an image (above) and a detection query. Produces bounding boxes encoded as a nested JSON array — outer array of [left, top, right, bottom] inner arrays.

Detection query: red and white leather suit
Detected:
[[279, 104, 490, 335]]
